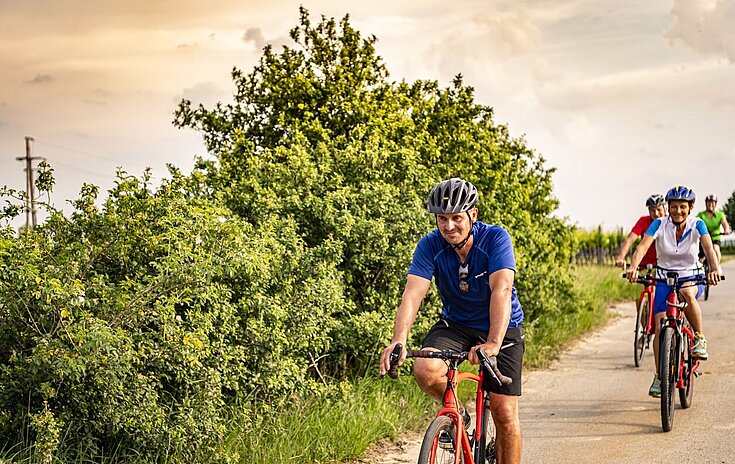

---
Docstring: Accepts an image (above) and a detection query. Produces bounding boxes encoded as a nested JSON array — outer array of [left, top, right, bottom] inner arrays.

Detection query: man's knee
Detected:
[[491, 396, 519, 427], [413, 359, 444, 388]]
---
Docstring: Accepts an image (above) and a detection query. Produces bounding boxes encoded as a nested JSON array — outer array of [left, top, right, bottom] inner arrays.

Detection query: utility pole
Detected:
[[15, 136, 43, 230]]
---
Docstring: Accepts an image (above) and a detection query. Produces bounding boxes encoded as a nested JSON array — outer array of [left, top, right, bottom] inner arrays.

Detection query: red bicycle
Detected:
[[386, 344, 511, 464], [631, 265, 656, 367], [630, 270, 724, 432]]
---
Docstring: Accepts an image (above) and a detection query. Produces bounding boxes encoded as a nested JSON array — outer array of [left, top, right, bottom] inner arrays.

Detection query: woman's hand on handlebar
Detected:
[[707, 268, 722, 286], [626, 267, 639, 283]]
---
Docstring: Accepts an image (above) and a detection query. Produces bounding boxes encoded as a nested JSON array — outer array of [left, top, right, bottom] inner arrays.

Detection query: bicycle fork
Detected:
[[438, 364, 474, 463]]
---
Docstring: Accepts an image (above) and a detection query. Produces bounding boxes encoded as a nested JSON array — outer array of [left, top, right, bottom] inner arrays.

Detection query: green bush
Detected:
[[0, 170, 344, 460]]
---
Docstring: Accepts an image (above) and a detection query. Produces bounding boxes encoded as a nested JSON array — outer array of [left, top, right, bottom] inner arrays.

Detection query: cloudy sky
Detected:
[[1, 0, 734, 230]]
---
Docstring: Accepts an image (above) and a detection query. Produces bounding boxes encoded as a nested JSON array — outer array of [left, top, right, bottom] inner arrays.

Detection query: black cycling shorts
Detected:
[[699, 240, 721, 259], [422, 319, 524, 396]]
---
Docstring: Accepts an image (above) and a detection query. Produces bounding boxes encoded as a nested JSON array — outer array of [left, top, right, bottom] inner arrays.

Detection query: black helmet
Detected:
[[665, 186, 696, 204], [645, 194, 665, 208], [427, 178, 479, 214], [705, 194, 718, 202]]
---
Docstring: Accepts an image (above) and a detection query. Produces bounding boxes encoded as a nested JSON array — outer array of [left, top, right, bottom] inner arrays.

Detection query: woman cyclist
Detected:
[[626, 186, 721, 397]]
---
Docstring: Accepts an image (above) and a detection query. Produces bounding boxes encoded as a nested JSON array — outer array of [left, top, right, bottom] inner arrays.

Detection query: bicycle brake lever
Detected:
[[477, 349, 512, 386]]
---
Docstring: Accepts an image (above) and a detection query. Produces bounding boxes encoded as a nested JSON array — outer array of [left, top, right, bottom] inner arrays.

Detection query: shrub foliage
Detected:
[[2, 8, 577, 461]]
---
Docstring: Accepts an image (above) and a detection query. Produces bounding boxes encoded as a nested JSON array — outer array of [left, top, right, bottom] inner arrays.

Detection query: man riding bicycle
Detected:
[[626, 186, 721, 397], [379, 177, 524, 464], [615, 193, 667, 269], [697, 194, 731, 274]]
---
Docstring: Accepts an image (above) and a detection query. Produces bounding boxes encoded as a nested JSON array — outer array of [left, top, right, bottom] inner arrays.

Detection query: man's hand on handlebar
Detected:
[[379, 342, 405, 378], [468, 342, 499, 365]]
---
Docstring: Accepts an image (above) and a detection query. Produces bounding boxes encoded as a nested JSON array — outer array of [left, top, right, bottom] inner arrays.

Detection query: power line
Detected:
[[33, 138, 123, 164], [47, 158, 115, 181]]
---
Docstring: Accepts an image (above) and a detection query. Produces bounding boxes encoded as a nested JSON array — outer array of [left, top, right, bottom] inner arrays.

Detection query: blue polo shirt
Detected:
[[408, 221, 524, 331]]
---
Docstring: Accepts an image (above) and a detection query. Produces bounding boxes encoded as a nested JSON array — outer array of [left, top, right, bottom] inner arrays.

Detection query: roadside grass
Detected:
[[223, 377, 436, 464], [524, 265, 638, 368]]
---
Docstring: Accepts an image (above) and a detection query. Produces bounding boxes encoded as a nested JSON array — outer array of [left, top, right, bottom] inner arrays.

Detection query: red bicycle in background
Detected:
[[631, 265, 656, 367], [386, 344, 512, 464]]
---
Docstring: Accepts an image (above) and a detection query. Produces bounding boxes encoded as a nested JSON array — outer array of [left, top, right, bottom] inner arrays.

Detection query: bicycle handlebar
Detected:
[[621, 272, 725, 285], [385, 343, 512, 386]]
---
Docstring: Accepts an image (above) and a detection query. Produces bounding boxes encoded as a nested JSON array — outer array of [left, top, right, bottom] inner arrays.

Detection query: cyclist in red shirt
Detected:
[[615, 194, 667, 268]]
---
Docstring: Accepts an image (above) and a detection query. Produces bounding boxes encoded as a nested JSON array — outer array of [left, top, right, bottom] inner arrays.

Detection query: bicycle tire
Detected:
[[634, 294, 650, 367], [659, 326, 677, 432], [418, 415, 463, 464], [679, 326, 695, 409]]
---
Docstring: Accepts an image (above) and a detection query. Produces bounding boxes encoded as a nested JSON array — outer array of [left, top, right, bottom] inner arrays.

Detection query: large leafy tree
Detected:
[[175, 7, 576, 372]]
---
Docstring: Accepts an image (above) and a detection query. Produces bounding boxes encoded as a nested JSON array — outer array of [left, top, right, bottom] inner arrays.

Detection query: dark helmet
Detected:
[[665, 186, 696, 203], [705, 194, 718, 202], [645, 194, 665, 208], [427, 178, 479, 214]]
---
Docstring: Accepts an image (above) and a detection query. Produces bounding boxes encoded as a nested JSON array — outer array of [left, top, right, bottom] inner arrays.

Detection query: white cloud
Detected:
[[563, 113, 599, 147], [664, 0, 735, 62], [473, 11, 541, 57]]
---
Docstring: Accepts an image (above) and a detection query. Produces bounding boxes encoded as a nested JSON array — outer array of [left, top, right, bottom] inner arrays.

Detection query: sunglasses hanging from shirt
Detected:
[[458, 262, 469, 293]]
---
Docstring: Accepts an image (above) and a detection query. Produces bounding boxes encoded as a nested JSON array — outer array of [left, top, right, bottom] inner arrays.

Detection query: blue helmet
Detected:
[[665, 186, 696, 203]]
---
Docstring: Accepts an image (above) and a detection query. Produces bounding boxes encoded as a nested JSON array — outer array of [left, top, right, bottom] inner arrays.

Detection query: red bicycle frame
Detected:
[[663, 288, 699, 390], [431, 366, 487, 463], [637, 279, 656, 336]]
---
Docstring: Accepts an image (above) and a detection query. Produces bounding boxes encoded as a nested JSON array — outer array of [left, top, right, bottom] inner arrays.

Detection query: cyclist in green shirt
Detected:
[[697, 194, 731, 273]]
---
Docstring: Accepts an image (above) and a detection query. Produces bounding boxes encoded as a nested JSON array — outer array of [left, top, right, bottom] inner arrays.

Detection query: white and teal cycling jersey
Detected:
[[644, 215, 708, 277]]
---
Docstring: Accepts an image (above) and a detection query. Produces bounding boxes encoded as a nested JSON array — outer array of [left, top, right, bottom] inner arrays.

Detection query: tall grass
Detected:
[[222, 377, 436, 464]]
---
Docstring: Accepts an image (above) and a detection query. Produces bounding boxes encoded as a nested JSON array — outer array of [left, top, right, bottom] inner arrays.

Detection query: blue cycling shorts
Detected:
[[653, 278, 704, 314]]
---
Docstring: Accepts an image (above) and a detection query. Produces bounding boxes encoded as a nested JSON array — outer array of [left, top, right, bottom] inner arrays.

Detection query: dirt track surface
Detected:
[[360, 261, 735, 463]]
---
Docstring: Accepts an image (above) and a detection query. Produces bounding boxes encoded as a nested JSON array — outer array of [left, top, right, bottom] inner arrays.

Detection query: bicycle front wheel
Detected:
[[679, 325, 695, 409], [634, 294, 650, 367], [418, 415, 464, 464], [659, 326, 677, 432], [478, 405, 497, 464]]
